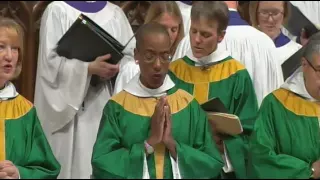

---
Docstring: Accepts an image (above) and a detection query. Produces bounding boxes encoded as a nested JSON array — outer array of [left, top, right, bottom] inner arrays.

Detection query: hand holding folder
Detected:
[[201, 98, 243, 136], [55, 13, 135, 86]]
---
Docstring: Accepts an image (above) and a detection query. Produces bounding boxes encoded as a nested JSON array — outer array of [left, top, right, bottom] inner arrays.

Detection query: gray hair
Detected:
[[303, 32, 320, 62], [191, 1, 229, 33]]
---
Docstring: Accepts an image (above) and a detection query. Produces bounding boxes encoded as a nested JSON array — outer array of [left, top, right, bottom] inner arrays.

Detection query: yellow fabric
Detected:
[[169, 58, 245, 104], [111, 89, 194, 117], [154, 143, 166, 179], [273, 88, 320, 117], [0, 95, 33, 161]]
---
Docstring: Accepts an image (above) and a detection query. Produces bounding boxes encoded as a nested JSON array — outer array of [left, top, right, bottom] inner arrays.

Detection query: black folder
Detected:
[[201, 97, 229, 114], [283, 2, 319, 38], [282, 31, 320, 81], [56, 13, 126, 86]]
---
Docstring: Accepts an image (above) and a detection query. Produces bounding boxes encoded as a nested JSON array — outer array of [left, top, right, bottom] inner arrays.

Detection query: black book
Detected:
[[201, 98, 243, 135], [283, 2, 319, 38], [56, 13, 133, 86]]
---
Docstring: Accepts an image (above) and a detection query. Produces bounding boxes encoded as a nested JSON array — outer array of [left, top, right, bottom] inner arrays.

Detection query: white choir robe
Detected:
[[273, 32, 302, 66], [282, 1, 320, 41], [34, 1, 135, 179], [173, 9, 283, 106], [175, 1, 191, 36]]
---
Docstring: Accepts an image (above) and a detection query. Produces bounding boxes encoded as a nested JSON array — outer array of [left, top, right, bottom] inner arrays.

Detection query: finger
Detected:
[[97, 54, 111, 62], [4, 176, 14, 179], [0, 172, 7, 178], [1, 167, 16, 175], [101, 63, 119, 71]]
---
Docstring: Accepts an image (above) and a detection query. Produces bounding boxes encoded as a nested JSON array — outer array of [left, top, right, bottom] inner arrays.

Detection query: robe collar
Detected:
[[0, 82, 19, 101], [186, 45, 230, 67], [64, 1, 107, 13], [274, 31, 291, 48], [281, 67, 318, 102], [228, 8, 249, 26], [123, 73, 175, 98]]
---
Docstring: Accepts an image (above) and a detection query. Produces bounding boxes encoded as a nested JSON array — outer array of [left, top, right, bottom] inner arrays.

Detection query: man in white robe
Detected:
[[173, 1, 283, 106], [34, 1, 135, 179]]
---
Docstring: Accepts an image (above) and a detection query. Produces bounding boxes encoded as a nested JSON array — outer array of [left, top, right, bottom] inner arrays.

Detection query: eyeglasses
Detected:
[[258, 10, 283, 21], [305, 57, 320, 77], [140, 51, 173, 64]]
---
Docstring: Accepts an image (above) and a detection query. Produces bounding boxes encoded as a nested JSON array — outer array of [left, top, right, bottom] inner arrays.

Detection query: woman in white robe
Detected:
[[249, 1, 302, 72], [34, 1, 135, 179], [114, 1, 185, 94]]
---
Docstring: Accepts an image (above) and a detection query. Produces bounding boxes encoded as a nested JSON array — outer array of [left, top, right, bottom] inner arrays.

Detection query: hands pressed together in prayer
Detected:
[[146, 96, 177, 159], [0, 161, 19, 179]]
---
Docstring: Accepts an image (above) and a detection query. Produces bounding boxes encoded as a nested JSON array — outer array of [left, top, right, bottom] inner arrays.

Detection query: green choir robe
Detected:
[[168, 55, 259, 179], [248, 88, 320, 178], [91, 85, 224, 179], [0, 94, 61, 179]]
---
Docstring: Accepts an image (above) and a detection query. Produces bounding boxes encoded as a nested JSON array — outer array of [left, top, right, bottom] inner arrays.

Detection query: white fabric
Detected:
[[123, 73, 175, 98], [34, 1, 135, 179], [282, 1, 320, 41], [276, 40, 302, 66], [281, 67, 318, 102], [175, 1, 191, 36], [124, 73, 181, 179], [173, 22, 283, 106], [222, 143, 234, 173], [0, 82, 18, 100]]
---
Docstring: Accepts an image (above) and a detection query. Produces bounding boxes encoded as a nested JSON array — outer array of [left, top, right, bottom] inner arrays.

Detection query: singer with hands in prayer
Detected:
[[91, 22, 224, 179], [0, 17, 60, 179]]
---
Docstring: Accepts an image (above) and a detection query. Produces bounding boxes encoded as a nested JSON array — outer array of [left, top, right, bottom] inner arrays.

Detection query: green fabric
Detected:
[[169, 56, 259, 179], [248, 92, 319, 179], [91, 87, 224, 179], [6, 107, 61, 179]]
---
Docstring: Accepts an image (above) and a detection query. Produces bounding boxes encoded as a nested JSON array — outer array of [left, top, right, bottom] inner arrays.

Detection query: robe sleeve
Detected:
[[248, 95, 313, 178], [114, 59, 140, 95], [35, 3, 91, 132], [174, 100, 224, 178], [91, 101, 145, 179], [16, 108, 61, 179]]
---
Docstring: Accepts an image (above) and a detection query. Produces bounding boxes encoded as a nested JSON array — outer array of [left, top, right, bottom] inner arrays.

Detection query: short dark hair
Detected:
[[191, 1, 229, 33], [135, 22, 170, 50]]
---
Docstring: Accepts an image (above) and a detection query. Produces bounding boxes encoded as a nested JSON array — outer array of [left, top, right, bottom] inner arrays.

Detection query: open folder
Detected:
[[56, 13, 133, 86], [201, 98, 243, 136]]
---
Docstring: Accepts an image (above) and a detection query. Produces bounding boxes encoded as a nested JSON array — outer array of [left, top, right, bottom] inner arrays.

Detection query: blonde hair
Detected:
[[144, 1, 184, 54], [0, 17, 24, 80], [249, 1, 291, 29]]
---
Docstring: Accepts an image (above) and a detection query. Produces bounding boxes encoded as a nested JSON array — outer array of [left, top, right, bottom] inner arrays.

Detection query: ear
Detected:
[[217, 30, 226, 43], [301, 57, 308, 72], [134, 48, 139, 64]]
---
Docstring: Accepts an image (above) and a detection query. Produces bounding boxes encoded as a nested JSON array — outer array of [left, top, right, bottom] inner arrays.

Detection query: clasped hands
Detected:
[[146, 96, 176, 156], [0, 160, 19, 179]]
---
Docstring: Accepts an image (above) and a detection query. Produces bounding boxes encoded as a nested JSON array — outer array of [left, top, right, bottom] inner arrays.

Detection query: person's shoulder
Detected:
[[1, 95, 34, 120]]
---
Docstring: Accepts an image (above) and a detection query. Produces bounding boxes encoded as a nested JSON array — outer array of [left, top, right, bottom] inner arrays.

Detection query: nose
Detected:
[[267, 15, 274, 23], [153, 58, 162, 72], [4, 47, 13, 62], [194, 33, 201, 44]]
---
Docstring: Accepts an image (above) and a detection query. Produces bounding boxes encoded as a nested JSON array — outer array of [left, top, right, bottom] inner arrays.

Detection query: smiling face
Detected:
[[0, 27, 20, 87]]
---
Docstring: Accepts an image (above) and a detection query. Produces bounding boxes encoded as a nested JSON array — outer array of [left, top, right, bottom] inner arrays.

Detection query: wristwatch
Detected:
[[144, 141, 154, 155]]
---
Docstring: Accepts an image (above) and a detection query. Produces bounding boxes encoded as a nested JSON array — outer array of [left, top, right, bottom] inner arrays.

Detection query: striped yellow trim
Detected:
[[154, 143, 166, 179], [111, 89, 194, 178], [169, 58, 245, 104], [0, 95, 33, 161], [273, 88, 320, 117], [111, 89, 194, 117]]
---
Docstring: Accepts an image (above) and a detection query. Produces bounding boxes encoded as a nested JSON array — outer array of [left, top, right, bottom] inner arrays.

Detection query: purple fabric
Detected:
[[64, 1, 107, 13], [180, 1, 192, 5], [228, 11, 249, 26], [274, 31, 291, 47]]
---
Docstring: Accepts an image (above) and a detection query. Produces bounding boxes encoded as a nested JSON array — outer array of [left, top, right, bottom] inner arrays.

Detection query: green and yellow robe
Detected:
[[169, 48, 259, 178], [0, 82, 61, 179], [248, 68, 320, 178], [91, 74, 224, 179]]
